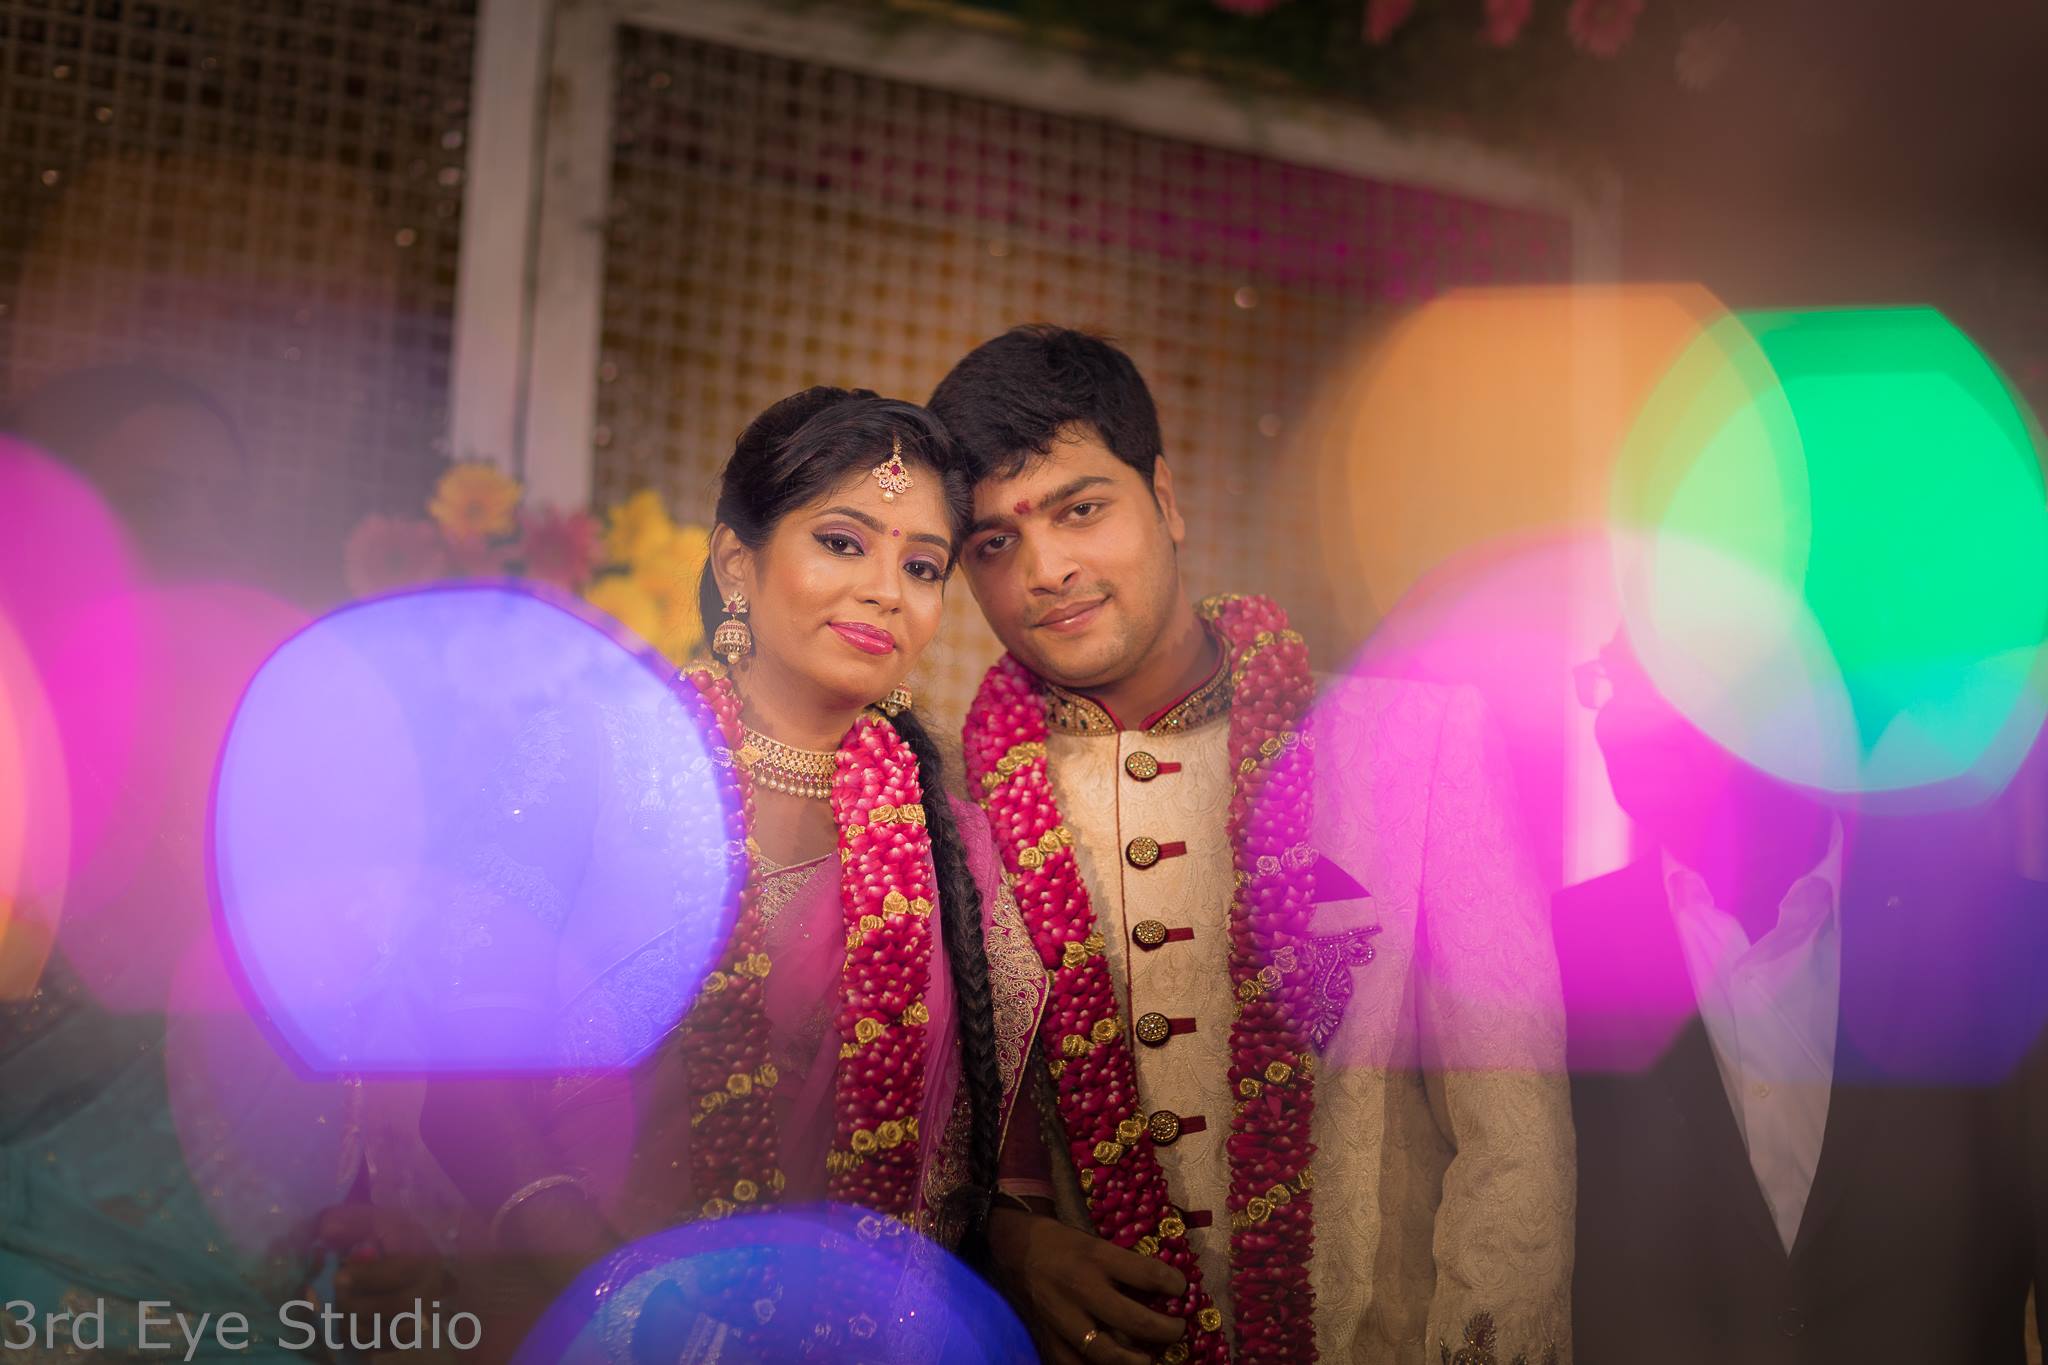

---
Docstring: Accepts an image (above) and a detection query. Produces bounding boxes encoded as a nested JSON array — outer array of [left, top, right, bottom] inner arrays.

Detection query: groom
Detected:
[[930, 326, 1575, 1364]]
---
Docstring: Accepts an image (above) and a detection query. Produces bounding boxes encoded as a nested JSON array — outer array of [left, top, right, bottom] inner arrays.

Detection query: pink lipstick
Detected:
[[829, 621, 897, 655]]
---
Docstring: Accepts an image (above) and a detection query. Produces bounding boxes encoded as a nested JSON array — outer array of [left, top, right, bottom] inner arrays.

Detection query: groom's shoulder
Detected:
[[1309, 669, 1464, 739], [1307, 672, 1497, 812]]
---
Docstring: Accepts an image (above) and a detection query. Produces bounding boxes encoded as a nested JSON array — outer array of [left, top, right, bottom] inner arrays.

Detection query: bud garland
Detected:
[[824, 714, 936, 1218], [964, 594, 1319, 1363], [673, 668, 941, 1351], [1210, 594, 1320, 1362]]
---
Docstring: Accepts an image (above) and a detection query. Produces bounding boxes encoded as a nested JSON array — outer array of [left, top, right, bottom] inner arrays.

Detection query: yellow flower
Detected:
[[637, 523, 711, 664], [428, 461, 522, 541], [584, 575, 664, 648], [604, 489, 678, 568], [633, 521, 710, 599]]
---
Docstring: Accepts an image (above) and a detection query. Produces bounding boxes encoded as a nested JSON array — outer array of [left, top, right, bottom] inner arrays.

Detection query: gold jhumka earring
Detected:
[[712, 592, 753, 663]]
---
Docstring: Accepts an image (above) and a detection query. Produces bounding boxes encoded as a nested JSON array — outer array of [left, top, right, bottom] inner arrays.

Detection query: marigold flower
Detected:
[[427, 461, 521, 541]]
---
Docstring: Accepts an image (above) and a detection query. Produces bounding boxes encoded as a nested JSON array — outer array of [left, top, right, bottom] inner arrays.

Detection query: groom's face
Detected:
[[960, 425, 1186, 689]]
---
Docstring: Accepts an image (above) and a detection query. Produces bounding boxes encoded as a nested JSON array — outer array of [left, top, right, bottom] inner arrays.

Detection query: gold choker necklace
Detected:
[[736, 726, 839, 801]]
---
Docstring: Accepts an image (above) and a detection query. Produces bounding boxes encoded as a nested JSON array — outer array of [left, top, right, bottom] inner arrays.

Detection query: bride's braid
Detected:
[[884, 705, 1004, 1239]]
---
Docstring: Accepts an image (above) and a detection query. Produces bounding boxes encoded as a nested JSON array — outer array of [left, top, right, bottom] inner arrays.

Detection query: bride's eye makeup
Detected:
[[813, 505, 952, 585]]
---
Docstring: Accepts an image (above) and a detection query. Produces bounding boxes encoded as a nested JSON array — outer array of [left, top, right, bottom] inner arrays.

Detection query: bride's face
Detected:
[[725, 465, 955, 712]]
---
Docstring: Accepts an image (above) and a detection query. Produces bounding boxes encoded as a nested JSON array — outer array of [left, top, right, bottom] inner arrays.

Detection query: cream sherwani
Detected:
[[1033, 669, 1573, 1363]]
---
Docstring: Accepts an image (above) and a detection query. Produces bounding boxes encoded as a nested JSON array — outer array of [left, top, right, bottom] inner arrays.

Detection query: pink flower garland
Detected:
[[965, 594, 1319, 1362], [1211, 595, 1319, 1361], [824, 713, 936, 1219], [678, 669, 937, 1227]]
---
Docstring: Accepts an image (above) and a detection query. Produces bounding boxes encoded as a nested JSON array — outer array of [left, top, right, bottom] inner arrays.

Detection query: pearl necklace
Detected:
[[737, 726, 838, 801]]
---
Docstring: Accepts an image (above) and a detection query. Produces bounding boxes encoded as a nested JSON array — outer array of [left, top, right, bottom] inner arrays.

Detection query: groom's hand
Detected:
[[985, 1206, 1187, 1365]]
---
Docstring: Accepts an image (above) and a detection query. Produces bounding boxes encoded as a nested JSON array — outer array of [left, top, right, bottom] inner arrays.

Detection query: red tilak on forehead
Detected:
[[890, 527, 902, 537], [1013, 498, 1033, 516]]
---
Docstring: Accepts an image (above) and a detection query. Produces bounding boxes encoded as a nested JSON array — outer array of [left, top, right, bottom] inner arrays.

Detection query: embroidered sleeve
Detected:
[[1415, 687, 1576, 1362], [984, 879, 1051, 1126]]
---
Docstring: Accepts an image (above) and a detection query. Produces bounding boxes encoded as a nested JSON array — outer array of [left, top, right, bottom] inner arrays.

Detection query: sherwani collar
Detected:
[[1040, 623, 1234, 736]]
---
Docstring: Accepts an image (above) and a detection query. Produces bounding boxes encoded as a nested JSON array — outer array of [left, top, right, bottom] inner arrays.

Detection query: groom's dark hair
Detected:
[[927, 324, 1163, 486]]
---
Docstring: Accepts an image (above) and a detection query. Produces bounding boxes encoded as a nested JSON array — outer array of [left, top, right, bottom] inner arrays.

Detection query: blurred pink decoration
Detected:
[[1482, 0, 1535, 46], [343, 516, 450, 597], [1568, 0, 1645, 57], [0, 442, 146, 874], [516, 507, 605, 590], [1366, 0, 1417, 44], [60, 584, 308, 1014], [1676, 19, 1741, 90]]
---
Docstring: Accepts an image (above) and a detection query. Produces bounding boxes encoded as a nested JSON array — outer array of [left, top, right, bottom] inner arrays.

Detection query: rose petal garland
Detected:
[[964, 594, 1319, 1363], [672, 670, 942, 1353], [1210, 595, 1319, 1362], [824, 713, 936, 1220]]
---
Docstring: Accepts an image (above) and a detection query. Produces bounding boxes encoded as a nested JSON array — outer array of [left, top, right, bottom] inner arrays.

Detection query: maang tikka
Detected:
[[871, 435, 912, 503]]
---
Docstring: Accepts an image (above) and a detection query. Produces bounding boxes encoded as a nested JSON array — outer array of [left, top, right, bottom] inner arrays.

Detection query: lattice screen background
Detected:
[[595, 25, 1573, 725], [0, 0, 475, 603]]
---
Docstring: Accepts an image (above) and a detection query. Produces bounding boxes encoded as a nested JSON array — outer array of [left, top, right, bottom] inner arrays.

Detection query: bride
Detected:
[[420, 388, 1048, 1359]]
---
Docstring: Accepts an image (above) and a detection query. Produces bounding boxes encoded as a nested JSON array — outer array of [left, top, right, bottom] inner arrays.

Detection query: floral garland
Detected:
[[964, 594, 1318, 1363], [670, 667, 941, 1353], [822, 712, 936, 1218]]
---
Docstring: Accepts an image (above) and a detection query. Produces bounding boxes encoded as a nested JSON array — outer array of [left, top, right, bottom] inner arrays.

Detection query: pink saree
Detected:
[[535, 798, 1048, 1362], [754, 793, 1047, 1234], [551, 793, 1047, 1250]]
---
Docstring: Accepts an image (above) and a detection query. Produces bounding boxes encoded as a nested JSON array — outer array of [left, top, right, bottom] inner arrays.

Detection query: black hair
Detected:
[[926, 324, 1163, 486], [696, 386, 1004, 1238], [694, 387, 966, 632]]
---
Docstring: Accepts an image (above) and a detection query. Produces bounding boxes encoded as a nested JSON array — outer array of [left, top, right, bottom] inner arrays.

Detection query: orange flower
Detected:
[[428, 462, 522, 542]]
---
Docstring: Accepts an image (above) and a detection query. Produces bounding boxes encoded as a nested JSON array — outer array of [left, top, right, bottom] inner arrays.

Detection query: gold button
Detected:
[[1135, 1012, 1172, 1046], [1125, 750, 1161, 781], [1147, 1109, 1183, 1145], [1125, 836, 1162, 869], [1132, 919, 1169, 948]]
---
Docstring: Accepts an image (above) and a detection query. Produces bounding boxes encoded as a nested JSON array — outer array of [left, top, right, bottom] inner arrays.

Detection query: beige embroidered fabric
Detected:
[[1040, 674, 1573, 1362]]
